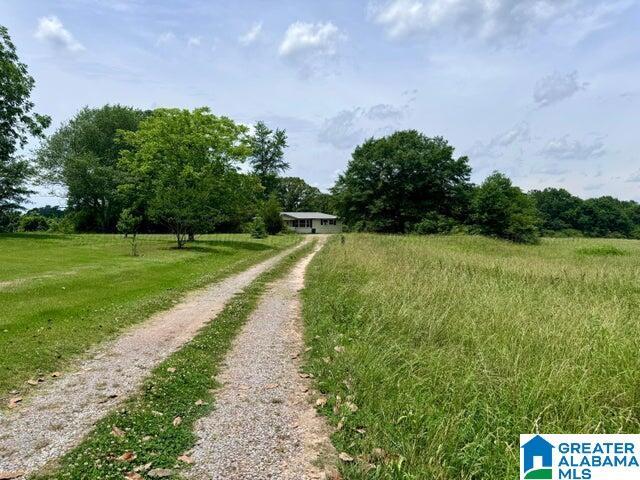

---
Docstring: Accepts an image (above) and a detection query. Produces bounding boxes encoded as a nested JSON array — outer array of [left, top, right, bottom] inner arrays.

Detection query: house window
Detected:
[[291, 219, 312, 228], [321, 219, 336, 225]]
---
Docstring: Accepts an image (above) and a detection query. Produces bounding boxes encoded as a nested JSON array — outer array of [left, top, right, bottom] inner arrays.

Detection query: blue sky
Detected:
[[2, 0, 639, 207]]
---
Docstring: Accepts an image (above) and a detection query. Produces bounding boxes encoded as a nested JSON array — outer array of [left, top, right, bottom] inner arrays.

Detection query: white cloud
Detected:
[[366, 103, 406, 121], [318, 101, 409, 150], [278, 21, 346, 76], [239, 22, 263, 46], [538, 135, 606, 160], [279, 21, 344, 58], [626, 170, 640, 183], [35, 16, 84, 52], [156, 31, 176, 46], [187, 36, 202, 47], [469, 122, 530, 158], [318, 108, 366, 150], [369, 0, 632, 44], [534, 71, 586, 107]]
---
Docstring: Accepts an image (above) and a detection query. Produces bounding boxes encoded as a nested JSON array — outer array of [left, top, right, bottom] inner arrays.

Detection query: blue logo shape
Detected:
[[521, 435, 554, 479]]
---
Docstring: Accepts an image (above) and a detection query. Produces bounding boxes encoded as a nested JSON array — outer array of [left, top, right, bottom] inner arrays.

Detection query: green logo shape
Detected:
[[524, 468, 552, 479]]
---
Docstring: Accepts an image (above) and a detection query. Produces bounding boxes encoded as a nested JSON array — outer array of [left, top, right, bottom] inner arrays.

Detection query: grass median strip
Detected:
[[32, 239, 316, 480]]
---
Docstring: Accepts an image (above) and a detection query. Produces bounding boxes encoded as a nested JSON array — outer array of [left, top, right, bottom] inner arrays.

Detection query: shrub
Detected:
[[18, 213, 50, 232], [262, 195, 283, 235], [576, 245, 627, 256], [117, 208, 142, 256], [0, 210, 20, 232], [47, 216, 75, 234], [249, 217, 267, 238], [412, 213, 457, 235]]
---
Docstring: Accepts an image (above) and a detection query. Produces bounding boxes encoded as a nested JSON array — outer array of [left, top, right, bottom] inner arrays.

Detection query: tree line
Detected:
[[331, 130, 640, 243], [2, 24, 639, 245]]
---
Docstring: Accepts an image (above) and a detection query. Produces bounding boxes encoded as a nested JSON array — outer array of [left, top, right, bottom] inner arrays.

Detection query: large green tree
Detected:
[[576, 196, 634, 238], [249, 121, 288, 196], [0, 25, 50, 217], [119, 108, 251, 248], [333, 130, 472, 232], [36, 105, 147, 231], [276, 176, 327, 212], [472, 172, 540, 243], [529, 187, 583, 232]]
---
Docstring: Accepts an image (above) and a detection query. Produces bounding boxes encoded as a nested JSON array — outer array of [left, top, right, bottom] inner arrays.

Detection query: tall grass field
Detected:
[[302, 234, 640, 479], [0, 233, 299, 398]]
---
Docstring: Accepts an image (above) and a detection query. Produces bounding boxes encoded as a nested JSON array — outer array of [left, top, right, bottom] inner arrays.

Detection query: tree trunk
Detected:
[[188, 232, 195, 242]]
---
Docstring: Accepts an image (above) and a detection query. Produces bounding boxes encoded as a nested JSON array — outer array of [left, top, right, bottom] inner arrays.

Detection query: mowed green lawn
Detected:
[[0, 233, 299, 398], [303, 234, 640, 479]]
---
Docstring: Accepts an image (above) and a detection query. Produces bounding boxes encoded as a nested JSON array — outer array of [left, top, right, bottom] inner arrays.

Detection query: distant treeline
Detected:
[[331, 130, 640, 243], [2, 24, 638, 245]]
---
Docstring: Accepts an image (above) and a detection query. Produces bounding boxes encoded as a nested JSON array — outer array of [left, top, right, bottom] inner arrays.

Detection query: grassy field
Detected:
[[302, 234, 640, 479], [0, 233, 299, 398]]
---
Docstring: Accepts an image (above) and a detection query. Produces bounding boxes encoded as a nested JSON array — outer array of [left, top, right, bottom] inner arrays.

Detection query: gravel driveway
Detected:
[[186, 235, 336, 480], [0, 240, 308, 477]]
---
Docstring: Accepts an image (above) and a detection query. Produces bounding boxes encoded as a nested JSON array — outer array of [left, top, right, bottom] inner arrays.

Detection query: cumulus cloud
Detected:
[[366, 104, 406, 121], [156, 31, 176, 46], [368, 0, 631, 44], [469, 122, 530, 158], [187, 36, 202, 47], [538, 135, 606, 160], [534, 71, 586, 107], [318, 109, 366, 150], [318, 101, 410, 150], [278, 21, 345, 75], [279, 21, 343, 57], [239, 22, 263, 46], [35, 16, 84, 52]]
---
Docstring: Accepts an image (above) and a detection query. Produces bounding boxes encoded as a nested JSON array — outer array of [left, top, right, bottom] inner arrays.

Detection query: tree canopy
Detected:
[[249, 121, 288, 195], [472, 172, 540, 244], [333, 130, 472, 232], [118, 107, 252, 247], [276, 177, 328, 212], [0, 25, 50, 214], [36, 105, 147, 231]]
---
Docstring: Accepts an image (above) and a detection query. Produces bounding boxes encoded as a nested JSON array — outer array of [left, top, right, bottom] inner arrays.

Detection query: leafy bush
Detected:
[[47, 216, 75, 234], [412, 213, 457, 235], [472, 172, 540, 244], [117, 208, 142, 256], [0, 210, 20, 232], [18, 213, 50, 232], [262, 195, 283, 235], [249, 217, 267, 238], [576, 245, 627, 256]]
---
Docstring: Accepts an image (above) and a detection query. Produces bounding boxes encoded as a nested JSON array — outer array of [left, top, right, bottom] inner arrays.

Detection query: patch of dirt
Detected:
[[0, 240, 308, 476], [187, 236, 337, 480]]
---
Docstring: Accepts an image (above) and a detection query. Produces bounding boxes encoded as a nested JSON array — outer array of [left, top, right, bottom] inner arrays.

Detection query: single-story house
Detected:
[[281, 212, 342, 234]]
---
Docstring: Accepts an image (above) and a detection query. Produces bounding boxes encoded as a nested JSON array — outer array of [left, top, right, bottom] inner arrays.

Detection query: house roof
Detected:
[[281, 212, 337, 220]]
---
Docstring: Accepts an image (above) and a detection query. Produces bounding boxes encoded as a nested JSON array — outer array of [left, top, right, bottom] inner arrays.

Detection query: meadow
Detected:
[[302, 234, 640, 479], [0, 232, 299, 398]]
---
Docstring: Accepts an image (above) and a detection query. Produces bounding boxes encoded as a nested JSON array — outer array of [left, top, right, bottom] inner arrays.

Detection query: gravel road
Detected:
[[0, 240, 308, 477], [187, 235, 336, 480]]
